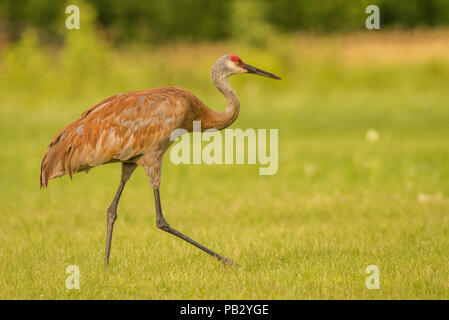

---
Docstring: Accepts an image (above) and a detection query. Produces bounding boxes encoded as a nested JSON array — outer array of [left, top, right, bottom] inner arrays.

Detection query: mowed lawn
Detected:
[[0, 30, 449, 299]]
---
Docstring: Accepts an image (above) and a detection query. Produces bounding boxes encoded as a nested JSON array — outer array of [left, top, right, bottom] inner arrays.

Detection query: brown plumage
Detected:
[[40, 54, 280, 267], [40, 87, 216, 188]]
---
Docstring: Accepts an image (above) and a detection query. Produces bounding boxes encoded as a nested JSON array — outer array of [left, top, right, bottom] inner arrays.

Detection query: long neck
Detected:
[[202, 72, 240, 130]]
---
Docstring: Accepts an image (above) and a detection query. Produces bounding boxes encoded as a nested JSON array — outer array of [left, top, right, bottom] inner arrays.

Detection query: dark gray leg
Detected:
[[153, 189, 233, 266], [104, 162, 137, 267]]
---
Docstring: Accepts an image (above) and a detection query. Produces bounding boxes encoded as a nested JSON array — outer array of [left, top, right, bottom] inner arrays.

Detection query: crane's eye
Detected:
[[234, 60, 240, 65]]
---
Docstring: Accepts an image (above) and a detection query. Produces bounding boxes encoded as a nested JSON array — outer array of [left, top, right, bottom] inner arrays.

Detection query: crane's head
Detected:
[[212, 54, 281, 80]]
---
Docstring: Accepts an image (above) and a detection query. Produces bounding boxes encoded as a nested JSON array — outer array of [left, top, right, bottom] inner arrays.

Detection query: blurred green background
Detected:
[[0, 1, 448, 299], [2, 0, 449, 44]]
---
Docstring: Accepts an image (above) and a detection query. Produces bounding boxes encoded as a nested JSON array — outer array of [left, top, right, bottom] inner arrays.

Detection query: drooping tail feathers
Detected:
[[40, 120, 86, 188]]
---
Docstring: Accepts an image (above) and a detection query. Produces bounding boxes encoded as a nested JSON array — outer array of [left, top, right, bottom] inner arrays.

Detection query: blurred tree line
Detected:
[[1, 0, 449, 44]]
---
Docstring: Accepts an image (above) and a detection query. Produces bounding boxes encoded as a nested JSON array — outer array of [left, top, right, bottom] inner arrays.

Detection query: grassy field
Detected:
[[1, 29, 449, 299]]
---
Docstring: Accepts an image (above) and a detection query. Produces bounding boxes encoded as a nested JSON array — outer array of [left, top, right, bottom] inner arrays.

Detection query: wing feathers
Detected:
[[40, 87, 194, 188]]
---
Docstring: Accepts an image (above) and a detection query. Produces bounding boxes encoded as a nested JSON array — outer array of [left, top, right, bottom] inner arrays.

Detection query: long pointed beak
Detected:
[[244, 63, 281, 80]]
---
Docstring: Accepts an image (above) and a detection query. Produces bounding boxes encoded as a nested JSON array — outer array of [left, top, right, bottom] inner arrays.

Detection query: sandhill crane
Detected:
[[40, 54, 281, 267]]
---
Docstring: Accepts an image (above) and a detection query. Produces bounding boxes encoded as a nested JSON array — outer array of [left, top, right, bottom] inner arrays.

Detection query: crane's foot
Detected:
[[218, 256, 236, 267]]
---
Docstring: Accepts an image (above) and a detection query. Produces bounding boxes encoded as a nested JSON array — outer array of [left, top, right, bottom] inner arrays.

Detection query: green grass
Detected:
[[1, 30, 449, 299]]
